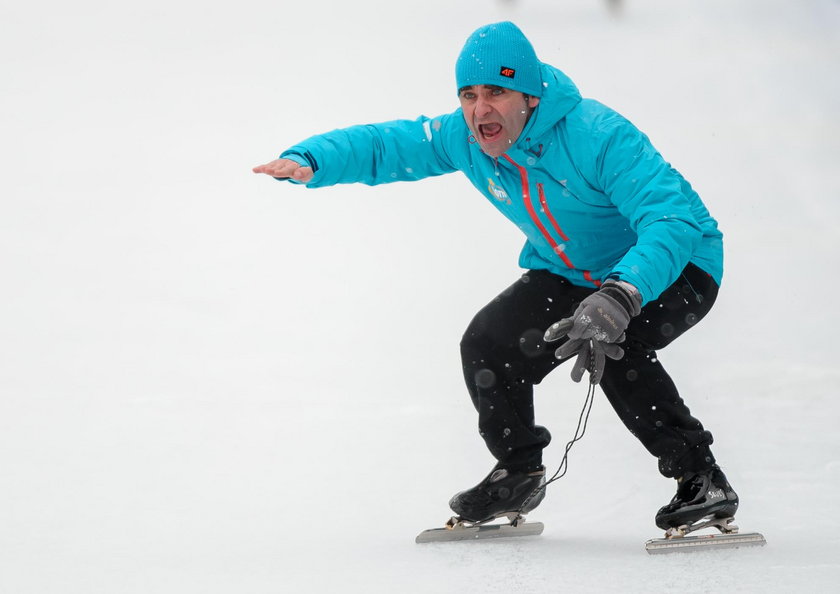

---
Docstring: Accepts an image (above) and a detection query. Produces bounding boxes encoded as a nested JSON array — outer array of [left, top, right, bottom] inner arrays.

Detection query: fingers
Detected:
[[570, 341, 592, 383], [555, 338, 583, 360], [589, 344, 606, 384], [601, 342, 625, 361], [252, 160, 291, 176], [252, 159, 314, 182], [544, 318, 573, 342], [561, 339, 622, 384]]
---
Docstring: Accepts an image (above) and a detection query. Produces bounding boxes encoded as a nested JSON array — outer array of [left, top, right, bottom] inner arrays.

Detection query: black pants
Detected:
[[460, 263, 718, 479]]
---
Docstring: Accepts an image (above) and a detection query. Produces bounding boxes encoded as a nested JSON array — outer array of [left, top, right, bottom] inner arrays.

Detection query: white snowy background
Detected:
[[2, 0, 839, 592]]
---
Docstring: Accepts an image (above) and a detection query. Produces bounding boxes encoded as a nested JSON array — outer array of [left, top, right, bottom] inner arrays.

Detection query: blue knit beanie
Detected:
[[455, 22, 543, 97]]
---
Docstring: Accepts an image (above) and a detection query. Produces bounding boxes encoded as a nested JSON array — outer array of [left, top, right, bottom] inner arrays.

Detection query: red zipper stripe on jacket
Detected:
[[501, 155, 601, 287], [537, 183, 570, 241], [501, 155, 575, 269]]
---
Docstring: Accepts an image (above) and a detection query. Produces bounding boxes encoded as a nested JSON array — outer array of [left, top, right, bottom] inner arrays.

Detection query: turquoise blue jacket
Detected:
[[281, 64, 723, 305]]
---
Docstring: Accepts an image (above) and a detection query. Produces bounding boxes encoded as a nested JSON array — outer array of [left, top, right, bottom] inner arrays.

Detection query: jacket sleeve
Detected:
[[591, 116, 704, 304], [280, 115, 459, 188]]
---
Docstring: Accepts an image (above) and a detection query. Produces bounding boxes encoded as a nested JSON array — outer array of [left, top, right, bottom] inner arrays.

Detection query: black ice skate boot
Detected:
[[449, 465, 546, 524], [655, 464, 739, 530]]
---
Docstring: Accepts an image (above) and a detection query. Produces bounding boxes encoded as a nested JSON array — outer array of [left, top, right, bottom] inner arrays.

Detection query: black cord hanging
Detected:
[[517, 381, 597, 514]]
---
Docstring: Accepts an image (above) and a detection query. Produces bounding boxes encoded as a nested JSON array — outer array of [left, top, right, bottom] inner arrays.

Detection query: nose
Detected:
[[474, 96, 493, 118]]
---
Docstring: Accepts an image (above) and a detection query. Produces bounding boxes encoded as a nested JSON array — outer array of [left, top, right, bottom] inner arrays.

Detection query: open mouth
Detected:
[[478, 123, 503, 142]]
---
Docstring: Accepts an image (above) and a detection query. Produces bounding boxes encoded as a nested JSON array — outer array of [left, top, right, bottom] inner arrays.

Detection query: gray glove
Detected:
[[544, 280, 642, 384]]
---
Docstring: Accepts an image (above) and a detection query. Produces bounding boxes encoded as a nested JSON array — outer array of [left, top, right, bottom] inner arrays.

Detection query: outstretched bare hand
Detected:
[[252, 158, 314, 182]]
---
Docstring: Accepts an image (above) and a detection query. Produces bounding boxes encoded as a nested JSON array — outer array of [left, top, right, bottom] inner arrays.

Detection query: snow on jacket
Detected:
[[280, 63, 723, 305]]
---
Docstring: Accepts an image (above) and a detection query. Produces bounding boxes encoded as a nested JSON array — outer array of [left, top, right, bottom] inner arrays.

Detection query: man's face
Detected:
[[458, 84, 540, 158]]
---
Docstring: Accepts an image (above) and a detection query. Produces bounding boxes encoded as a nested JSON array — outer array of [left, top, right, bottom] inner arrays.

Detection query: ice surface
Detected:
[[2, 0, 839, 593]]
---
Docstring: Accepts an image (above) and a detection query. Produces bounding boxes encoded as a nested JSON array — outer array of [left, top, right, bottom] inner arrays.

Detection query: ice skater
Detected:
[[253, 21, 739, 537]]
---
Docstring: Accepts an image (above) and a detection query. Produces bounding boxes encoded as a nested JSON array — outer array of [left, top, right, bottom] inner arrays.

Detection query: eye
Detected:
[[491, 88, 505, 96], [460, 91, 476, 100]]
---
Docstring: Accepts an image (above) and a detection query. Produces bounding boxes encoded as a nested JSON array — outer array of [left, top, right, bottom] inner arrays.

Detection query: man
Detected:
[[253, 22, 738, 532]]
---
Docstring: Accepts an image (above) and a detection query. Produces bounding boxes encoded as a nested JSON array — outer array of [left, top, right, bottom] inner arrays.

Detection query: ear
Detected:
[[527, 96, 541, 109]]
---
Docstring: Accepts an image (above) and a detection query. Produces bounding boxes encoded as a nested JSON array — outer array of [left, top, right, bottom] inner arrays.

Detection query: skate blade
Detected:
[[415, 519, 544, 543], [645, 531, 766, 554]]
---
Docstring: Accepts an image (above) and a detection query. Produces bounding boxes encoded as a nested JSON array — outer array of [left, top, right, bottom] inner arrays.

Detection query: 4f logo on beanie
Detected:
[[500, 66, 516, 79]]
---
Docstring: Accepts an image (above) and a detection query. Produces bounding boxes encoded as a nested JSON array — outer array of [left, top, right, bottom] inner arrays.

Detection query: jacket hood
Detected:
[[517, 63, 582, 146]]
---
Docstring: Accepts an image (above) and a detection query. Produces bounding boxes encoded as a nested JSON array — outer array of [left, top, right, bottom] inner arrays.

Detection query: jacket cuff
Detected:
[[600, 279, 642, 317]]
